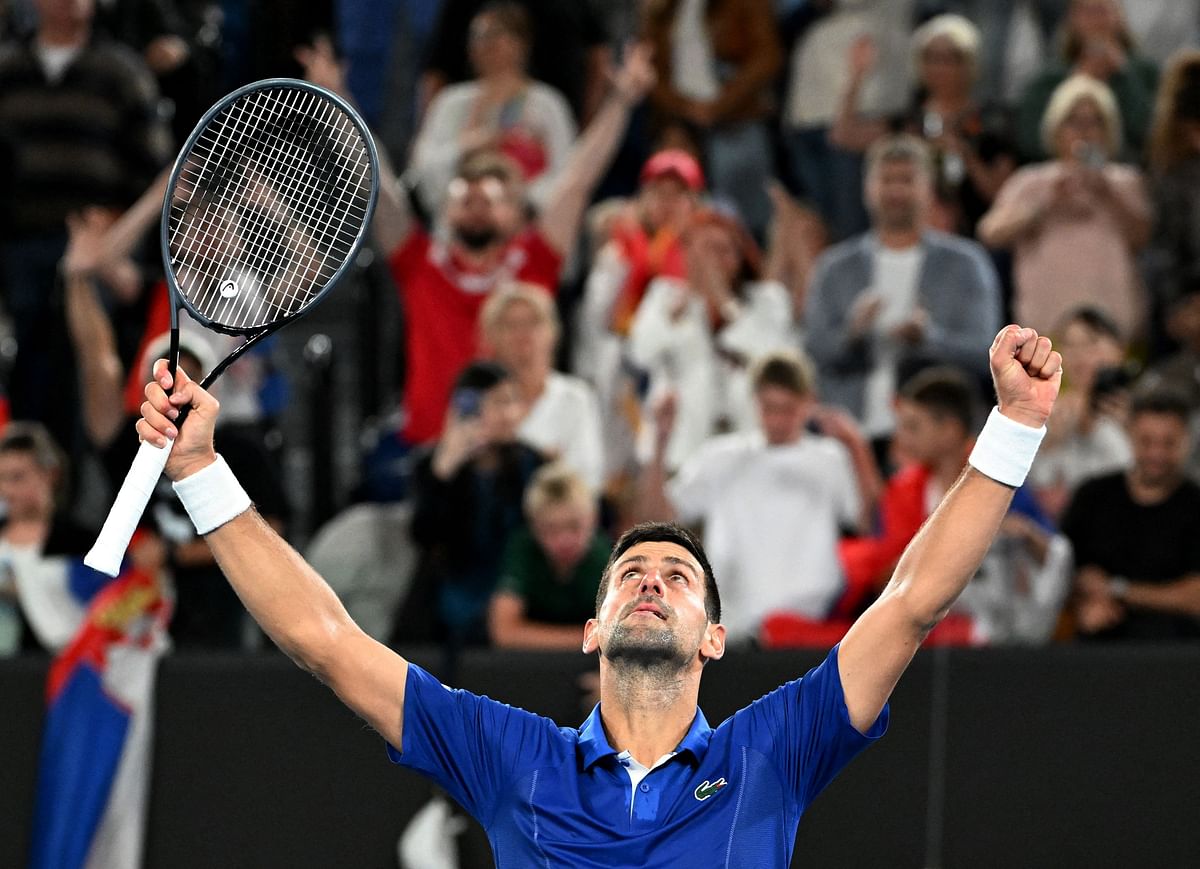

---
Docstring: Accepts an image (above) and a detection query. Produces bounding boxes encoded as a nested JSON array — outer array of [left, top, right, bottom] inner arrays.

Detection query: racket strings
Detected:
[[178, 88, 368, 325], [167, 85, 373, 330], [179, 87, 365, 320]]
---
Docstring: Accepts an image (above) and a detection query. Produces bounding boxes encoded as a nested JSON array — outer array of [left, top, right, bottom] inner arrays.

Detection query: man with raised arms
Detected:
[[136, 324, 1061, 866]]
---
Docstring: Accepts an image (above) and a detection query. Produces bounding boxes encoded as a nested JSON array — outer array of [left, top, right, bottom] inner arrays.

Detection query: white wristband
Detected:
[[968, 407, 1047, 488], [172, 454, 252, 535]]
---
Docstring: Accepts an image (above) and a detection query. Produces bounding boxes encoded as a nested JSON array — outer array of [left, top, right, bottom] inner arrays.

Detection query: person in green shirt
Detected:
[[1016, 0, 1158, 163], [488, 462, 610, 648]]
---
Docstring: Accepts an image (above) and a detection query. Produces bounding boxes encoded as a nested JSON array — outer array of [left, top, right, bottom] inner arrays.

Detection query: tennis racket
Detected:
[[85, 78, 379, 576]]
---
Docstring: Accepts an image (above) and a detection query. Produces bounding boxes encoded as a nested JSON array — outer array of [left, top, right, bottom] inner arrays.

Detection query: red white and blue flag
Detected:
[[26, 553, 170, 869]]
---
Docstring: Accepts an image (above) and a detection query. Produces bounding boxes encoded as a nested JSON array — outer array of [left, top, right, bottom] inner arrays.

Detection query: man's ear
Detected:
[[699, 623, 726, 663], [582, 618, 600, 654]]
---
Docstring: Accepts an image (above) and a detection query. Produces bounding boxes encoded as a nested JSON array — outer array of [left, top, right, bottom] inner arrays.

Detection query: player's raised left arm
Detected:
[[836, 326, 1063, 733]]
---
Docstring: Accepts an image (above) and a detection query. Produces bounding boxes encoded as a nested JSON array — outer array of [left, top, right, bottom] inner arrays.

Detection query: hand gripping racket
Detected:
[[85, 78, 379, 575]]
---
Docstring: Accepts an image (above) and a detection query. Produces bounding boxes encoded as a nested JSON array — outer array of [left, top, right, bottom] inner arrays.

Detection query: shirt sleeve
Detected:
[[736, 643, 887, 808], [386, 664, 563, 825]]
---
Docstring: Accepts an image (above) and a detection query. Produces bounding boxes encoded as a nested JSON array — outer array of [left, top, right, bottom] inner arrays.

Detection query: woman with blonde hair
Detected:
[[980, 74, 1151, 340], [1016, 0, 1157, 161], [831, 14, 1018, 237], [479, 282, 604, 493]]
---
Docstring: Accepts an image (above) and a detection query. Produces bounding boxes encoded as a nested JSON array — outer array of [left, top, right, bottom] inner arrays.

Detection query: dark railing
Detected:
[[3, 646, 1198, 869]]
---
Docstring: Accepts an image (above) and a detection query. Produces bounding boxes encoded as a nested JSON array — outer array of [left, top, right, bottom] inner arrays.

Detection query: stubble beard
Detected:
[[603, 620, 689, 676]]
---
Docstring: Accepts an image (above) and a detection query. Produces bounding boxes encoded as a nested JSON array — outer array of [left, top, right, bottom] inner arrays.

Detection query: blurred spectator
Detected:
[[1147, 49, 1200, 354], [939, 0, 1067, 106], [571, 150, 703, 489], [0, 0, 171, 445], [804, 134, 1000, 446], [604, 150, 704, 337], [1122, 0, 1200, 69], [1028, 306, 1133, 518], [840, 367, 1072, 645], [1063, 390, 1200, 641], [637, 351, 880, 643], [296, 39, 654, 446], [1016, 0, 1157, 162], [1139, 286, 1200, 478], [627, 207, 793, 470], [60, 209, 288, 648], [0, 423, 140, 655], [487, 462, 608, 649], [980, 75, 1151, 339], [409, 2, 576, 215], [93, 0, 223, 142], [641, 0, 782, 239], [480, 282, 604, 492], [306, 501, 416, 643], [831, 17, 1018, 237], [781, 0, 915, 241], [420, 0, 609, 123], [406, 361, 545, 647], [220, 0, 333, 90]]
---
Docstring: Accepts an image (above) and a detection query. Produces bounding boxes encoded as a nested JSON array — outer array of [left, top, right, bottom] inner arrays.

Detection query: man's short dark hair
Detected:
[[1060, 305, 1123, 343], [0, 421, 64, 472], [596, 522, 721, 624], [1130, 388, 1191, 425], [866, 133, 933, 179], [456, 149, 523, 187], [750, 349, 816, 397], [453, 359, 511, 393], [899, 366, 980, 433], [0, 421, 66, 498]]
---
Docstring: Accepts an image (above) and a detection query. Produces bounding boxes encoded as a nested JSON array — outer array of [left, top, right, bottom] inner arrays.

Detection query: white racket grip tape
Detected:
[[85, 438, 175, 576]]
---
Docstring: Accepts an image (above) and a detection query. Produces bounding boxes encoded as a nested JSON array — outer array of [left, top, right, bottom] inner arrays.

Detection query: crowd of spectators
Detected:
[[2, 0, 1200, 661]]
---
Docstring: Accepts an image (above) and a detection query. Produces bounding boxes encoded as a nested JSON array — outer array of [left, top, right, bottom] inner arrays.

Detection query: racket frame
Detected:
[[160, 77, 380, 388], [84, 77, 379, 577]]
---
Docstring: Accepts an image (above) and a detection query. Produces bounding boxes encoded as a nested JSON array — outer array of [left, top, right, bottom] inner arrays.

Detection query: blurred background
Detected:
[[0, 0, 1198, 867]]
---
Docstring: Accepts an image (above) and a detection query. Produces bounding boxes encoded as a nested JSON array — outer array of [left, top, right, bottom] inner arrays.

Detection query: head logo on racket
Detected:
[[219, 280, 239, 299]]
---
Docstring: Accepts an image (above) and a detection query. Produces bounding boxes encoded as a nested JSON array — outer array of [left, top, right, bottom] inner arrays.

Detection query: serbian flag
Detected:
[[27, 552, 171, 869]]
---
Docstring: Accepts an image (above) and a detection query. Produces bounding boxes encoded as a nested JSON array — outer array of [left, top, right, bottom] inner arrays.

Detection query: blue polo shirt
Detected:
[[387, 644, 887, 867]]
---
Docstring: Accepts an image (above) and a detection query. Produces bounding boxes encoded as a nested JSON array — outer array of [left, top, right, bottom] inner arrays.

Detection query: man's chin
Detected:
[[603, 623, 685, 668]]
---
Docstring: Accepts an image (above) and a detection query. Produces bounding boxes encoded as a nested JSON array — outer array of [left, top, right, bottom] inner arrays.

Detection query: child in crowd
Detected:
[[488, 462, 609, 649]]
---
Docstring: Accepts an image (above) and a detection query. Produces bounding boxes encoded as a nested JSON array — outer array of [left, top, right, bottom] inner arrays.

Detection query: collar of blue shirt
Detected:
[[576, 703, 714, 770]]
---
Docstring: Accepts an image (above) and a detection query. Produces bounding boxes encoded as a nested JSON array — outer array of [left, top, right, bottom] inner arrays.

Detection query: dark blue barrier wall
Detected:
[[2, 646, 1198, 868]]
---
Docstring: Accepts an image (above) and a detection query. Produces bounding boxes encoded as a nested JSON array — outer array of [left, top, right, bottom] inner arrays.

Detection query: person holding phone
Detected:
[[1016, 0, 1158, 163], [402, 361, 546, 648], [980, 75, 1151, 342]]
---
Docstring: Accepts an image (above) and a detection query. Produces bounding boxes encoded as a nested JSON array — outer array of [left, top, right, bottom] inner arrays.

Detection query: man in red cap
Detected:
[[573, 149, 706, 494], [607, 149, 706, 334]]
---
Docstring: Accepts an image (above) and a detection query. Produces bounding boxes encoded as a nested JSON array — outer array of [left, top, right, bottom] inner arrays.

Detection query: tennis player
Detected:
[[137, 324, 1061, 866]]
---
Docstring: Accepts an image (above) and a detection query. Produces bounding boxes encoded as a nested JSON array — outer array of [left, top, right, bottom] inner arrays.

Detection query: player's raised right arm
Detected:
[[139, 360, 410, 751]]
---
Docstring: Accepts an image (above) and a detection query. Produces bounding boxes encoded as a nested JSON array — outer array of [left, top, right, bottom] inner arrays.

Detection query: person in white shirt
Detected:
[[637, 350, 882, 643], [408, 2, 576, 215], [480, 282, 605, 493], [627, 207, 794, 470]]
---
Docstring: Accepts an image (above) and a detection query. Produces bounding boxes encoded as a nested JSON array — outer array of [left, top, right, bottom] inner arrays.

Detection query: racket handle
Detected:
[[85, 438, 175, 576]]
